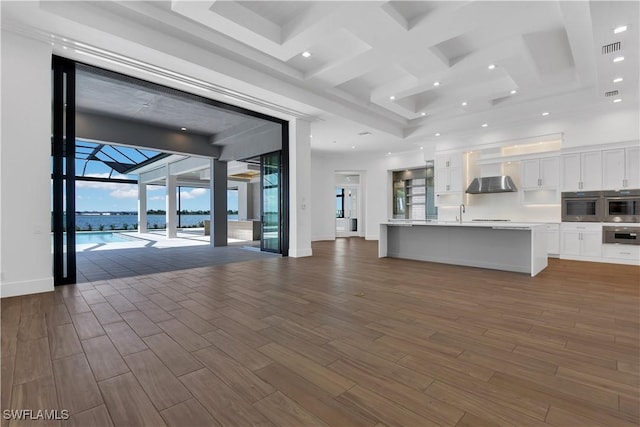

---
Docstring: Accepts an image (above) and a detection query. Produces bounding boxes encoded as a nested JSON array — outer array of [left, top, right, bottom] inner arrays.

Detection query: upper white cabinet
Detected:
[[521, 157, 559, 189], [435, 152, 463, 193], [602, 147, 640, 189], [561, 151, 602, 191]]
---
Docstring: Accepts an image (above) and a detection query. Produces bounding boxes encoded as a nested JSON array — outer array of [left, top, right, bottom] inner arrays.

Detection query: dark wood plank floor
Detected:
[[1, 238, 639, 426]]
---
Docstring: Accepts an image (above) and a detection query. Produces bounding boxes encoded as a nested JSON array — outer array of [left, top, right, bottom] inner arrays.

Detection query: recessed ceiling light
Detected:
[[614, 25, 628, 34], [389, 95, 396, 100], [435, 133, 441, 137], [488, 64, 496, 70], [613, 98, 622, 103], [420, 146, 424, 150], [333, 140, 337, 144], [461, 101, 467, 106], [421, 112, 426, 116], [387, 151, 392, 155], [510, 90, 517, 95], [180, 127, 187, 131], [351, 146, 356, 149], [302, 51, 311, 58], [433, 81, 440, 87], [481, 123, 488, 127], [541, 112, 549, 116], [613, 77, 623, 83], [309, 134, 313, 138], [613, 56, 625, 63]]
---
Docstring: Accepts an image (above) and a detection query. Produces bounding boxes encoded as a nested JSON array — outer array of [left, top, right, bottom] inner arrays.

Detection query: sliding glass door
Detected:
[[52, 56, 77, 285], [261, 151, 281, 253]]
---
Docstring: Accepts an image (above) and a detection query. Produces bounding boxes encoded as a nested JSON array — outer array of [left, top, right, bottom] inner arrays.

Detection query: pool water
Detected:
[[75, 232, 139, 244]]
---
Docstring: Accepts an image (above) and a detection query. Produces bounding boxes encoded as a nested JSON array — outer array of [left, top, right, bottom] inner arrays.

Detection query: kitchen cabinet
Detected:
[[435, 152, 463, 193], [602, 147, 640, 189], [521, 157, 559, 189], [560, 223, 602, 258], [545, 223, 560, 255], [562, 151, 602, 191]]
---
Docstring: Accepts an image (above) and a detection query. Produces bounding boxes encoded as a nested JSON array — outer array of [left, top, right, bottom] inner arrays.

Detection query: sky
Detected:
[[75, 179, 239, 212], [73, 160, 238, 212]]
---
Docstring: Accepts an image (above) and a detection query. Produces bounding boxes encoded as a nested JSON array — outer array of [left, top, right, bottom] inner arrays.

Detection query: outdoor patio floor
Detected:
[[76, 231, 273, 282]]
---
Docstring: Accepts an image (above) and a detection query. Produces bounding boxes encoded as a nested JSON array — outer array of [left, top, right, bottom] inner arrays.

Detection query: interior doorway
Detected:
[[335, 173, 362, 238]]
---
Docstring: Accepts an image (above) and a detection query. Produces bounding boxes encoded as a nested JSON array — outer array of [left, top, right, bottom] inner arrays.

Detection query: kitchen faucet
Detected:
[[459, 204, 465, 223]]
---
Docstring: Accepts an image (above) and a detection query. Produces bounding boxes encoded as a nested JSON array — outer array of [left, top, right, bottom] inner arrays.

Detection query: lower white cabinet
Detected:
[[560, 223, 602, 259], [602, 244, 640, 261], [545, 223, 560, 256]]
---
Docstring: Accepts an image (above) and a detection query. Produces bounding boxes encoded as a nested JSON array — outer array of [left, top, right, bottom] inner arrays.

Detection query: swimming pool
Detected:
[[75, 232, 139, 245]]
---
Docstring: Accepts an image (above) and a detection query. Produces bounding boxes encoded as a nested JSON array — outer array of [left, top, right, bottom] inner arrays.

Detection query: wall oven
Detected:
[[603, 226, 639, 245], [561, 191, 603, 222], [604, 190, 640, 223]]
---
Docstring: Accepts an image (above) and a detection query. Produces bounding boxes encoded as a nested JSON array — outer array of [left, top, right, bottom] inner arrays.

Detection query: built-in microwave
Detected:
[[604, 189, 640, 223], [561, 191, 603, 222]]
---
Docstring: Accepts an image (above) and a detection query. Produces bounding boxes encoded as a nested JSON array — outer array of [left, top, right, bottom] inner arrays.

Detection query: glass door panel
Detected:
[[261, 152, 281, 253]]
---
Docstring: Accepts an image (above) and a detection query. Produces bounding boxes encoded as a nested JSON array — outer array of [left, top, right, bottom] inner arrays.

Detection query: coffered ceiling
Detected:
[[2, 1, 638, 154]]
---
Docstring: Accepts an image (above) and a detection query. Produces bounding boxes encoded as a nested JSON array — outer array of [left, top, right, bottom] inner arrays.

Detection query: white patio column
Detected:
[[237, 182, 248, 220], [166, 171, 177, 238], [138, 181, 147, 233]]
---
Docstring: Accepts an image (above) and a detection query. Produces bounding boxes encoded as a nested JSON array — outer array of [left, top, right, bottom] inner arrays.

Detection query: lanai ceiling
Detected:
[[2, 1, 639, 153]]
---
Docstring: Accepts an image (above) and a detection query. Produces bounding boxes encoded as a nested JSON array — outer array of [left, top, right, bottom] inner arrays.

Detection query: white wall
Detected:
[[311, 149, 433, 241], [1, 31, 54, 297], [310, 107, 639, 241]]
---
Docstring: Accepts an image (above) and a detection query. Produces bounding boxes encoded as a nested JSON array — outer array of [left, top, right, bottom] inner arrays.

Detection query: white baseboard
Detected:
[[1, 276, 54, 298], [311, 235, 335, 242], [365, 234, 379, 241], [289, 248, 313, 258]]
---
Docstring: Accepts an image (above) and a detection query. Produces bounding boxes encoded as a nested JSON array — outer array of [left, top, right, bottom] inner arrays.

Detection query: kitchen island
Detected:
[[379, 221, 548, 276]]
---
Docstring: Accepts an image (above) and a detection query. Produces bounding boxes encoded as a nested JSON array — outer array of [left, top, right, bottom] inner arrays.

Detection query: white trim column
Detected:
[[138, 182, 147, 233], [166, 169, 177, 238], [288, 119, 312, 257]]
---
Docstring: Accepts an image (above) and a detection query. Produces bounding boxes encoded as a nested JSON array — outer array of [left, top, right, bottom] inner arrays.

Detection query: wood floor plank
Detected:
[[336, 385, 439, 427], [65, 405, 114, 427], [104, 294, 138, 314], [81, 335, 130, 381], [49, 323, 83, 360], [103, 321, 147, 356], [254, 391, 329, 427], [254, 362, 377, 427], [258, 342, 354, 396], [167, 308, 216, 335], [13, 337, 52, 385], [258, 326, 340, 366], [9, 375, 59, 427], [52, 353, 103, 414], [98, 372, 166, 427], [202, 329, 273, 371], [192, 346, 274, 403], [179, 368, 273, 427], [209, 316, 271, 348], [120, 310, 163, 338], [142, 333, 203, 377], [63, 296, 91, 315], [328, 357, 463, 426], [71, 312, 105, 340], [156, 319, 210, 352], [90, 302, 123, 325], [160, 398, 219, 427], [123, 350, 192, 410]]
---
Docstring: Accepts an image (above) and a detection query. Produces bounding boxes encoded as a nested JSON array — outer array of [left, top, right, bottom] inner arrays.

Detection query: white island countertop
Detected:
[[380, 221, 548, 276]]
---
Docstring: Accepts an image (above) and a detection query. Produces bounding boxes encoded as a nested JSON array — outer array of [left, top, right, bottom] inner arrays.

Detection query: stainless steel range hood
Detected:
[[465, 176, 517, 194]]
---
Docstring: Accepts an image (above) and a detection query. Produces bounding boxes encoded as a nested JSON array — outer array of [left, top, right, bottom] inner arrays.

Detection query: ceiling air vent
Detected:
[[358, 131, 372, 136], [602, 42, 621, 55], [605, 90, 619, 97]]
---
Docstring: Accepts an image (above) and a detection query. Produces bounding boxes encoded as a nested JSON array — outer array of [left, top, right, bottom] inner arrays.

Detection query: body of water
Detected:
[[73, 214, 239, 230], [76, 231, 140, 244]]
